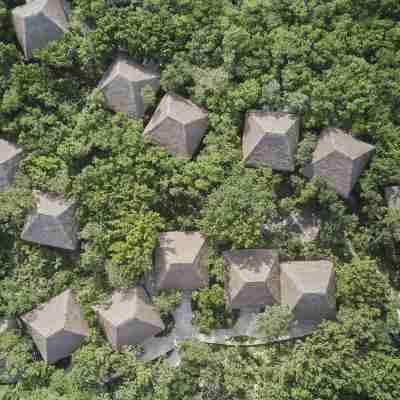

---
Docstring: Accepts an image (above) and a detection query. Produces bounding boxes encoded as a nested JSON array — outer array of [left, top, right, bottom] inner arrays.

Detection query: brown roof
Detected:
[[301, 128, 374, 198], [223, 249, 280, 309], [154, 231, 209, 291], [242, 111, 300, 171], [144, 93, 208, 159], [95, 286, 164, 349], [280, 260, 336, 322], [314, 128, 374, 162], [21, 289, 89, 364]]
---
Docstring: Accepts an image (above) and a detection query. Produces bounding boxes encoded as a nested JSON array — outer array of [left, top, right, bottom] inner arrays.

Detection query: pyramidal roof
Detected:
[[97, 287, 164, 328], [280, 260, 334, 294], [144, 92, 208, 132], [249, 111, 298, 135], [223, 249, 279, 282], [35, 191, 74, 215], [313, 128, 374, 163], [95, 286, 165, 349], [280, 260, 336, 322], [99, 57, 159, 89], [301, 128, 375, 198], [242, 110, 300, 171], [144, 93, 208, 158], [21, 191, 79, 250], [21, 289, 88, 338], [163, 92, 208, 124], [159, 231, 206, 265], [154, 231, 209, 291], [12, 0, 68, 60], [223, 249, 280, 309], [98, 56, 160, 118], [21, 289, 89, 363]]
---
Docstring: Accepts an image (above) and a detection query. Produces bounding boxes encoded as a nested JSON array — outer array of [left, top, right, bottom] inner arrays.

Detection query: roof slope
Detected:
[[95, 286, 165, 349], [98, 56, 160, 118], [242, 111, 300, 171], [223, 249, 280, 309], [12, 0, 68, 60], [21, 289, 89, 364], [21, 192, 79, 250], [301, 128, 374, 198], [0, 139, 23, 191], [280, 260, 336, 322], [154, 231, 209, 291], [144, 93, 208, 158]]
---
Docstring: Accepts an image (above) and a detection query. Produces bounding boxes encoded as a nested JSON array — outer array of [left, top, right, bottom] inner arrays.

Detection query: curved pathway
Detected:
[[140, 290, 318, 364]]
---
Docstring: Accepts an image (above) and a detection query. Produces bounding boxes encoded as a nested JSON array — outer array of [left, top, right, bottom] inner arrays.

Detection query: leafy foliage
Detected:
[[255, 305, 293, 339], [0, 0, 400, 398], [152, 290, 182, 332], [199, 167, 279, 249]]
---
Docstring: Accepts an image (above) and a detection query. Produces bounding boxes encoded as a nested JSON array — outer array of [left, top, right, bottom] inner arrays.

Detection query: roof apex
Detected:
[[315, 128, 374, 162], [247, 110, 298, 135], [281, 260, 334, 293]]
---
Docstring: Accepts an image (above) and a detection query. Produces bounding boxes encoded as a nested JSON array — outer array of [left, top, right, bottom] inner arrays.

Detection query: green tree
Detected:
[[199, 167, 280, 249], [255, 305, 293, 340]]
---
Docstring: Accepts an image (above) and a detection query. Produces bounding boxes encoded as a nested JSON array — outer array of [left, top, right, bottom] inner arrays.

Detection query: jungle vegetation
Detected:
[[1, 0, 400, 399]]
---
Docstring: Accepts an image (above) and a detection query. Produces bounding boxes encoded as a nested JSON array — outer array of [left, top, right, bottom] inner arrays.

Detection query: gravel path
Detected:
[[139, 291, 318, 363], [171, 290, 200, 340]]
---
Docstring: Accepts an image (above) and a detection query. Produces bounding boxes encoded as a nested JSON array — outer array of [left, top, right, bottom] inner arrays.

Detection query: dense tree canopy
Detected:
[[1, 0, 400, 398]]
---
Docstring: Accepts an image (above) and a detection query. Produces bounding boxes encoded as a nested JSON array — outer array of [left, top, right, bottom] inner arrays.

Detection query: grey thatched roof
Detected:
[[385, 186, 400, 209], [223, 249, 280, 310], [144, 92, 208, 159], [21, 191, 79, 250], [0, 139, 23, 191], [98, 56, 160, 118], [280, 260, 336, 322], [242, 111, 300, 171], [301, 128, 374, 198], [154, 231, 209, 291], [21, 289, 89, 364], [95, 286, 164, 349], [12, 0, 68, 60]]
